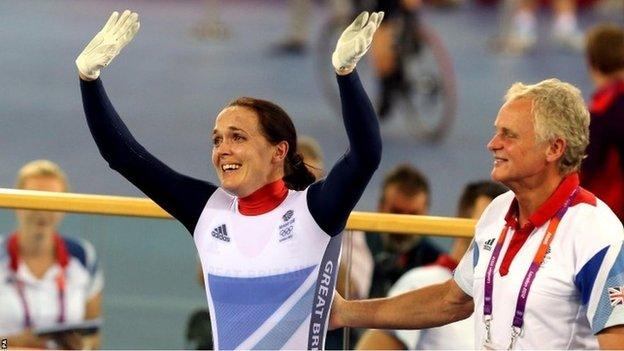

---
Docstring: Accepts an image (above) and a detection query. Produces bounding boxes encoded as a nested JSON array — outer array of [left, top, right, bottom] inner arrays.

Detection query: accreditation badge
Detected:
[[482, 340, 508, 350]]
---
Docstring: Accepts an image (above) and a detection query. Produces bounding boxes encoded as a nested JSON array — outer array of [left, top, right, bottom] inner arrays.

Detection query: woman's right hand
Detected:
[[75, 10, 140, 81]]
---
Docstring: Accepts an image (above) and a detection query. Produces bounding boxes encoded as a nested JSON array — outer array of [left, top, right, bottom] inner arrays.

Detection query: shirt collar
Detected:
[[504, 173, 580, 229], [238, 179, 289, 215]]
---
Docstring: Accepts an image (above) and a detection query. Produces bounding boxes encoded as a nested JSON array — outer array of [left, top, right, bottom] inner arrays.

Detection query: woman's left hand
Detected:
[[332, 11, 384, 75]]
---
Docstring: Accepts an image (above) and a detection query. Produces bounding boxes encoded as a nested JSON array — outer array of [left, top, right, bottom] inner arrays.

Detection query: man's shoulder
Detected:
[[567, 198, 623, 241]]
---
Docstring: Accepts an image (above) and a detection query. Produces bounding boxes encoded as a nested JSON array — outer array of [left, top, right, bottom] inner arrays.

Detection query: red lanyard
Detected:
[[7, 233, 68, 328]]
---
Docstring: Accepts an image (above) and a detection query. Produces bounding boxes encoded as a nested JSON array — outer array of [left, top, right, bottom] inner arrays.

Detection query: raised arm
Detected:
[[330, 278, 473, 330], [76, 11, 216, 233], [307, 12, 384, 236]]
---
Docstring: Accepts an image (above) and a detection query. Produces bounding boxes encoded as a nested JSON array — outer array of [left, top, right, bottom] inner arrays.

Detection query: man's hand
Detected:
[[332, 11, 384, 75], [76, 10, 140, 81], [329, 291, 347, 330]]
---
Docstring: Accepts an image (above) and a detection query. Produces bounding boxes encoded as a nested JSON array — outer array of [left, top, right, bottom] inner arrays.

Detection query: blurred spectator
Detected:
[[272, 0, 312, 54], [367, 164, 441, 298], [495, 0, 583, 54], [271, 0, 352, 55], [337, 231, 374, 301], [298, 135, 325, 179], [0, 160, 103, 349], [594, 0, 624, 17], [356, 180, 507, 350], [191, 0, 230, 40], [581, 23, 624, 221], [371, 0, 424, 118], [186, 309, 213, 350]]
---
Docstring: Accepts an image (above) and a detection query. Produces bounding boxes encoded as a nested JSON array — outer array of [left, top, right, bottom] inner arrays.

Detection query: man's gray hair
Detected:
[[505, 78, 590, 174]]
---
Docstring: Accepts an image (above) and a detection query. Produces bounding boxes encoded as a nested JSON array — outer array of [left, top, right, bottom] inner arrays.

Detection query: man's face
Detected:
[[212, 106, 286, 198], [486, 98, 550, 187], [379, 183, 429, 215], [379, 183, 429, 250]]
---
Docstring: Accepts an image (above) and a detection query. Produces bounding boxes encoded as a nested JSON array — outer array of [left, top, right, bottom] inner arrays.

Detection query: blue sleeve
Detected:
[[307, 71, 382, 236], [80, 78, 217, 234], [575, 246, 609, 306], [577, 243, 624, 334]]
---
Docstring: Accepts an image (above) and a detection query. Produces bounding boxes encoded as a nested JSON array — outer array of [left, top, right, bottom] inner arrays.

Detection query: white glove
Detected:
[[76, 10, 140, 80], [332, 11, 384, 74]]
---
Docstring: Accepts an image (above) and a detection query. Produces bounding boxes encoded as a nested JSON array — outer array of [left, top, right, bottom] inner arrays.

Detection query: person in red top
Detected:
[[581, 23, 624, 222]]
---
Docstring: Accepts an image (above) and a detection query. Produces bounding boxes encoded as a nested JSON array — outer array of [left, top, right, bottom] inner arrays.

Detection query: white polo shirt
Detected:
[[389, 255, 475, 350], [0, 234, 103, 337], [454, 173, 624, 349]]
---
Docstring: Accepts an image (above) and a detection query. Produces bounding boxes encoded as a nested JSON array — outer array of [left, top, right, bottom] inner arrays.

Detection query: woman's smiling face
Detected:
[[211, 106, 283, 197]]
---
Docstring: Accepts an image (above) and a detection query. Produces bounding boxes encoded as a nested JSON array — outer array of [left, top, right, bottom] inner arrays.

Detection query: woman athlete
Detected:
[[76, 9, 383, 350]]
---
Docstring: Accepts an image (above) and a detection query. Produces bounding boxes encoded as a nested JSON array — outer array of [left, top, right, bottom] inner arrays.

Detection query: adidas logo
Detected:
[[211, 224, 230, 242], [483, 238, 495, 251]]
